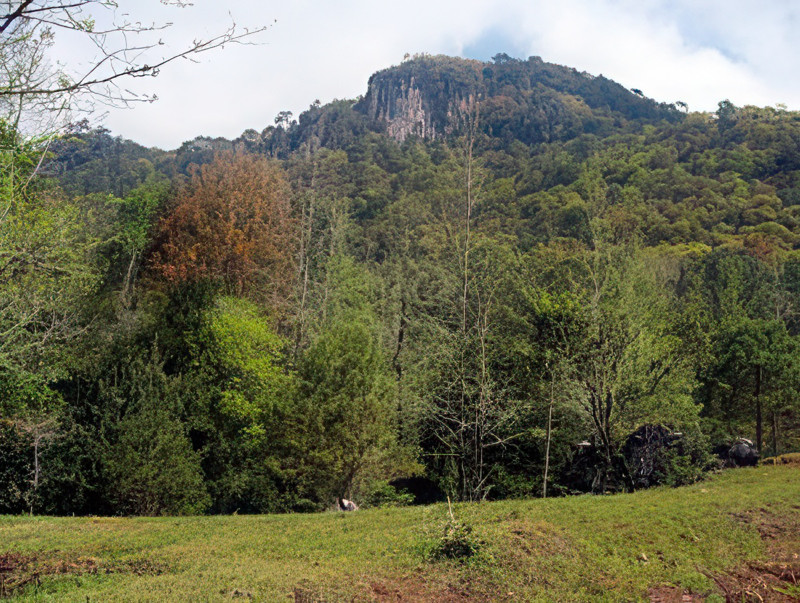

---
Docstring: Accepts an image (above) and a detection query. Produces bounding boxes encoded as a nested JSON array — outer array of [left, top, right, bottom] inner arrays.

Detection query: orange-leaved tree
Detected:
[[152, 152, 296, 303]]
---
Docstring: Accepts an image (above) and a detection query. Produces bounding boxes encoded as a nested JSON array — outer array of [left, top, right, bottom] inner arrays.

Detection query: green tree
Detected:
[[709, 316, 799, 453], [0, 121, 97, 419], [547, 244, 700, 490], [107, 408, 210, 516], [98, 346, 209, 516], [193, 296, 299, 513], [110, 178, 169, 305], [202, 296, 291, 446], [291, 256, 404, 505], [694, 250, 800, 453]]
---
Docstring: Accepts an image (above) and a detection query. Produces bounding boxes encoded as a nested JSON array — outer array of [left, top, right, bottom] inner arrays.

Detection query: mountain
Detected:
[[355, 54, 680, 143], [185, 54, 681, 159], [48, 54, 685, 186], [46, 54, 800, 253]]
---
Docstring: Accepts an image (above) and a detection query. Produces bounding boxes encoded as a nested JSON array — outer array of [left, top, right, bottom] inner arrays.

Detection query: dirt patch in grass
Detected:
[[289, 577, 488, 602], [0, 553, 39, 598], [0, 551, 168, 598], [367, 572, 504, 602], [291, 569, 504, 602], [647, 586, 703, 602], [711, 509, 800, 602], [646, 508, 800, 602]]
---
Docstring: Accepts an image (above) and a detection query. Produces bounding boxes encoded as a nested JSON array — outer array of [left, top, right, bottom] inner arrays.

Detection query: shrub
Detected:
[[362, 481, 414, 508], [106, 409, 210, 516], [662, 427, 715, 487], [664, 453, 705, 487], [427, 500, 482, 561], [0, 421, 31, 514]]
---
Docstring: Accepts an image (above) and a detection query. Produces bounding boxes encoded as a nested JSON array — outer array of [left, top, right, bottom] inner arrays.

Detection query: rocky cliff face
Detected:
[[357, 56, 485, 142], [363, 79, 484, 141], [364, 77, 433, 141]]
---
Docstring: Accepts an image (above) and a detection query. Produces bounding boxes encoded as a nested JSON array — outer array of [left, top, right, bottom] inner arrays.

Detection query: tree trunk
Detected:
[[458, 100, 477, 502], [120, 249, 138, 307], [542, 371, 554, 498], [30, 434, 40, 516], [392, 298, 406, 381], [755, 365, 763, 453], [295, 188, 314, 357], [771, 410, 779, 457]]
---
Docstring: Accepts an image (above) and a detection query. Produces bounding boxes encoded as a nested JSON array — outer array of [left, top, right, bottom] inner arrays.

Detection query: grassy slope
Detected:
[[1, 466, 798, 602]]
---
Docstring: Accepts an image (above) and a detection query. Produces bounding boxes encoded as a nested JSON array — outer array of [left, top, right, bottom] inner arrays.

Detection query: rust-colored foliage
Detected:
[[152, 152, 296, 303]]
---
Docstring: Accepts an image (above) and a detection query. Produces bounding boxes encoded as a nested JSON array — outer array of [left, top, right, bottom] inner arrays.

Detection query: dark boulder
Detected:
[[727, 439, 759, 467], [560, 442, 606, 493], [562, 425, 689, 493], [712, 443, 731, 459], [713, 438, 759, 467], [622, 424, 683, 489]]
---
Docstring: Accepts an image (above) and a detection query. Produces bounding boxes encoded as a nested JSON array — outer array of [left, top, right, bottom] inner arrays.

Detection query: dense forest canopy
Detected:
[[2, 53, 800, 515]]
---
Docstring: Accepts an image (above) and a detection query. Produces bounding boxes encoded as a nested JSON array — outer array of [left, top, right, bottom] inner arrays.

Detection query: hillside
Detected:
[[47, 54, 682, 183], [49, 55, 800, 251], [3, 54, 800, 519], [1, 466, 798, 601]]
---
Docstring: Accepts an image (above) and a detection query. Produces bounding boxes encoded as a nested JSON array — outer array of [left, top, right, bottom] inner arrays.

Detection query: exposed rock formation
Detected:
[[727, 439, 760, 467], [367, 77, 431, 141], [356, 56, 484, 142]]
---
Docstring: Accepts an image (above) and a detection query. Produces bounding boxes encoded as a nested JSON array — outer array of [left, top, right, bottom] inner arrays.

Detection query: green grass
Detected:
[[1, 466, 798, 601]]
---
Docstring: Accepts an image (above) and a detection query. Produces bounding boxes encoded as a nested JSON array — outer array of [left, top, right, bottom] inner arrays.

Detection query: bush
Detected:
[[362, 480, 414, 508], [662, 427, 715, 487], [0, 421, 31, 514], [106, 409, 210, 516], [490, 467, 540, 500], [431, 518, 481, 560], [38, 419, 110, 515], [664, 453, 705, 487], [427, 501, 482, 561]]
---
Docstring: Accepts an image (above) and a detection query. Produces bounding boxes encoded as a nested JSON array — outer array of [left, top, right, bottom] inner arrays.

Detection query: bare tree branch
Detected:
[[0, 1, 270, 127], [0, 0, 35, 34]]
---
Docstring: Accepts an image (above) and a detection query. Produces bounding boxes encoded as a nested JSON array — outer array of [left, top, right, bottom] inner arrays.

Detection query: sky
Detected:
[[53, 0, 800, 149]]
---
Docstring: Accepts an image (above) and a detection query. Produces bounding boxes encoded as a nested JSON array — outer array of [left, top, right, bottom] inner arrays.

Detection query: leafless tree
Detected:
[[424, 97, 529, 501], [15, 416, 56, 515]]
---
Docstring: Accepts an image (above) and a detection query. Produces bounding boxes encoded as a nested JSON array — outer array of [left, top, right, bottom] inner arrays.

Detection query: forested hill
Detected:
[[356, 54, 680, 142], [52, 53, 683, 185], [246, 53, 681, 153], [5, 54, 800, 517], [53, 54, 800, 253]]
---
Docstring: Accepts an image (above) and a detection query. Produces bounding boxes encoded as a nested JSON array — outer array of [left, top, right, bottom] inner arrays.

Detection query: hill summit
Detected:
[[355, 54, 680, 143]]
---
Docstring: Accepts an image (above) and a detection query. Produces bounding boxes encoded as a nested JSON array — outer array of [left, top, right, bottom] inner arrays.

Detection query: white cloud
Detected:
[[52, 0, 800, 148]]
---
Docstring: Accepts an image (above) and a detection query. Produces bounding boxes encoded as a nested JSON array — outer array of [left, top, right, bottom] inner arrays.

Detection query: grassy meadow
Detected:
[[1, 466, 798, 602]]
